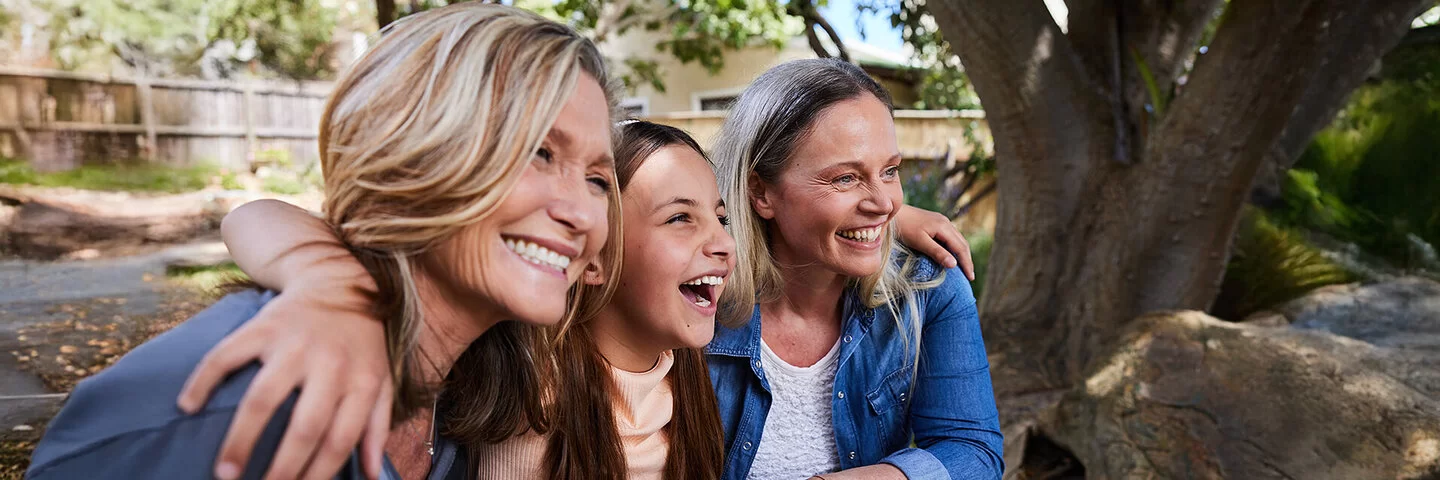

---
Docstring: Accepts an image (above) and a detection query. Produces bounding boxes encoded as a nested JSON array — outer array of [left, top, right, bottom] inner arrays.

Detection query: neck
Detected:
[[765, 241, 848, 324], [589, 307, 669, 373], [410, 267, 502, 385]]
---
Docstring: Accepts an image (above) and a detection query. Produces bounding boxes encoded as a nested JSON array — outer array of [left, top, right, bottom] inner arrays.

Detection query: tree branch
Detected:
[[591, 0, 634, 44], [1139, 0, 1433, 311], [1066, 0, 1226, 164], [790, 0, 851, 61], [376, 0, 395, 30]]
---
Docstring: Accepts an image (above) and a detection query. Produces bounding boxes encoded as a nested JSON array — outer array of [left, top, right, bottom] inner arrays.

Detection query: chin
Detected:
[[505, 299, 568, 327], [831, 258, 885, 279], [680, 329, 716, 349]]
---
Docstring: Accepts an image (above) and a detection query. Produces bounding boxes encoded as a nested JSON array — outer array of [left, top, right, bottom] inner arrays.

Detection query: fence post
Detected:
[[135, 78, 157, 160], [242, 82, 257, 170]]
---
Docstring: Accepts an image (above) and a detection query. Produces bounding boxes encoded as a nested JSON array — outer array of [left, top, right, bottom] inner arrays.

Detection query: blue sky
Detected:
[[817, 0, 905, 52]]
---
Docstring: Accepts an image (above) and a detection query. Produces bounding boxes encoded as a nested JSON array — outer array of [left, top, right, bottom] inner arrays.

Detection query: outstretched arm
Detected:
[[178, 199, 392, 480]]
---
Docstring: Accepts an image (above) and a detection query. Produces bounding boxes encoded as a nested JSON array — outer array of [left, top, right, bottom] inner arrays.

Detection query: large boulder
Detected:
[[1252, 278, 1440, 354], [1045, 309, 1440, 479]]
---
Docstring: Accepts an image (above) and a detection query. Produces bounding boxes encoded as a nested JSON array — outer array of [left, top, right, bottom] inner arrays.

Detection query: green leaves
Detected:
[[39, 0, 338, 79]]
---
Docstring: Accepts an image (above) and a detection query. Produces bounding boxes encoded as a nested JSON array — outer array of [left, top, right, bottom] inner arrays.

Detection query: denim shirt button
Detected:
[[848, 451, 856, 460], [743, 441, 753, 451], [837, 392, 845, 399], [843, 334, 852, 343]]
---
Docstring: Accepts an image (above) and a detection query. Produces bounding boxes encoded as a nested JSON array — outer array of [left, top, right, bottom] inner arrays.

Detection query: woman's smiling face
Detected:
[[750, 92, 903, 278]]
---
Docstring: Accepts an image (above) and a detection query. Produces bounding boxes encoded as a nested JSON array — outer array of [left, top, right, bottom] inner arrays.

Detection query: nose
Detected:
[[706, 220, 736, 261], [549, 177, 603, 235], [857, 182, 895, 216]]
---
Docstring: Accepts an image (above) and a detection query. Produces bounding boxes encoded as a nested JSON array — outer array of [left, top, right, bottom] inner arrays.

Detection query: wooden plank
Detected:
[[135, 79, 158, 158], [242, 83, 257, 165]]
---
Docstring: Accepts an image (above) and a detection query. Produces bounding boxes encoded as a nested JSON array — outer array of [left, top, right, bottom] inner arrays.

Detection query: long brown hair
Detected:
[[543, 121, 725, 479], [316, 2, 621, 438]]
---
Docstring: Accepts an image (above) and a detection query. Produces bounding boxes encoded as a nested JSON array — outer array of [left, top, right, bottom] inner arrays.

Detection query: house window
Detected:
[[691, 87, 746, 112], [620, 97, 649, 117], [698, 95, 738, 111]]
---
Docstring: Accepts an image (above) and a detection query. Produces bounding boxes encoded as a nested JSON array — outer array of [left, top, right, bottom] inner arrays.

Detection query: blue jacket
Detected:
[[706, 256, 1003, 480], [27, 290, 467, 480]]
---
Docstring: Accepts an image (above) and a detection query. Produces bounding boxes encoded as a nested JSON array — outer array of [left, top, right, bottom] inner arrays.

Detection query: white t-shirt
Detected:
[[747, 338, 843, 479]]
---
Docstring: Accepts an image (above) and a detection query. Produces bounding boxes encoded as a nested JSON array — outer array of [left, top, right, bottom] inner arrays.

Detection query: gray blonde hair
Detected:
[[318, 2, 622, 434], [712, 58, 940, 367]]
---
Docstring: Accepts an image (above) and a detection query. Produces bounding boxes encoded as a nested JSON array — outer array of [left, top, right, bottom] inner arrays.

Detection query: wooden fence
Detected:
[[0, 66, 329, 171]]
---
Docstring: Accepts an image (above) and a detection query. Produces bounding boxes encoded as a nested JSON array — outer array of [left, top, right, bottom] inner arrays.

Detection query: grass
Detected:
[[0, 159, 239, 194], [166, 263, 249, 296]]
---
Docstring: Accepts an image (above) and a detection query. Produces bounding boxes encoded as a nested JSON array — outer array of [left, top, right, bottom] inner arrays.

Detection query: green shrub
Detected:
[[1212, 210, 1357, 320], [1276, 48, 1440, 271]]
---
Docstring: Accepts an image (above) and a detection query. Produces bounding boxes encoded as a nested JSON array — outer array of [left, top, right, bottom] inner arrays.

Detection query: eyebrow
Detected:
[[824, 155, 904, 172], [653, 196, 698, 213], [548, 125, 615, 168]]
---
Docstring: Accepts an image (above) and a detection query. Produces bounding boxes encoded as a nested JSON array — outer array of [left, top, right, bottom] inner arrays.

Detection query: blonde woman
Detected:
[[25, 4, 620, 480]]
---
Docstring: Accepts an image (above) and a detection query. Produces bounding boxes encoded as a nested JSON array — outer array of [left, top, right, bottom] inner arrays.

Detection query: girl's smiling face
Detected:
[[604, 144, 736, 351]]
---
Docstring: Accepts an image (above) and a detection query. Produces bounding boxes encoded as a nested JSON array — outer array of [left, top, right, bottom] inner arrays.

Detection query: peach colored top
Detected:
[[474, 350, 675, 479]]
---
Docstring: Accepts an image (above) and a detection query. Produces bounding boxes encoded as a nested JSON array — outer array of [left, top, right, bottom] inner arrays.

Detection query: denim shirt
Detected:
[[706, 256, 1003, 480], [28, 290, 468, 480]]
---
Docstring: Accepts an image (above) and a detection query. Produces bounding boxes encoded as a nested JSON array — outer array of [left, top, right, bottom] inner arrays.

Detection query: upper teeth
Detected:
[[683, 275, 724, 286], [504, 238, 572, 271], [838, 226, 882, 242]]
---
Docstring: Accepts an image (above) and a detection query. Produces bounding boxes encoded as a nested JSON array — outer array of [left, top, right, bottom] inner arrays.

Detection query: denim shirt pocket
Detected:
[[865, 364, 914, 448]]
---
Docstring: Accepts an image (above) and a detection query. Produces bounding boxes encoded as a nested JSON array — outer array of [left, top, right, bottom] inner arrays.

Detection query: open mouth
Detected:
[[679, 275, 724, 308], [837, 225, 883, 243], [503, 236, 572, 273]]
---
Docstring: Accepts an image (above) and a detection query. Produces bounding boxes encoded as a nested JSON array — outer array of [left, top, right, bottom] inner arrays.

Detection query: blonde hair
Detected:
[[712, 58, 941, 367], [316, 2, 622, 432]]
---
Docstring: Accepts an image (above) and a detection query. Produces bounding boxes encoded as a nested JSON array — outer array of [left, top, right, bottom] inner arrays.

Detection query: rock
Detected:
[[1047, 311, 1440, 480], [1261, 278, 1440, 353]]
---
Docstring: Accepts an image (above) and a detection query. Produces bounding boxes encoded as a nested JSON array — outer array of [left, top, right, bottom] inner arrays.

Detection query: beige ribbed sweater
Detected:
[[475, 350, 675, 479]]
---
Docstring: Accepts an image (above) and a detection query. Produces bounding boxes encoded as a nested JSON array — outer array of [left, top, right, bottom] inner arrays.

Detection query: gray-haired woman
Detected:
[[705, 58, 1001, 480]]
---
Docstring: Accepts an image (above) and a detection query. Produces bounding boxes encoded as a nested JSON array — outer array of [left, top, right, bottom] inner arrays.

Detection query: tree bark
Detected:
[[376, 0, 396, 30], [929, 0, 1432, 469]]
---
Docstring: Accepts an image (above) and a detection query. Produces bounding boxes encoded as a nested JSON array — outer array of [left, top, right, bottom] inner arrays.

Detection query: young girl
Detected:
[[481, 121, 734, 478], [25, 4, 620, 480]]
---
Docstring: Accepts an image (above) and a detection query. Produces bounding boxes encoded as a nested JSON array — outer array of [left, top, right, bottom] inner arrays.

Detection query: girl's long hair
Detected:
[[543, 121, 724, 479]]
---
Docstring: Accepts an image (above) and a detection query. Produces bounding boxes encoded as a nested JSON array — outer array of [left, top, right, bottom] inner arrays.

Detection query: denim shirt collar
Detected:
[[705, 288, 879, 358]]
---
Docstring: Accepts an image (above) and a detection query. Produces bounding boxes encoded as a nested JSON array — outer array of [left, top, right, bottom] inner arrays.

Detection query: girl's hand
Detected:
[[896, 204, 976, 280]]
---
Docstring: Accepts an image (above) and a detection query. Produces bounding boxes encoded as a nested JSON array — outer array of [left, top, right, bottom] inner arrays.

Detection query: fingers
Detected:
[[361, 380, 394, 480], [917, 238, 960, 271], [179, 329, 266, 414], [935, 228, 976, 281], [262, 362, 345, 480], [297, 378, 380, 480], [214, 351, 304, 480]]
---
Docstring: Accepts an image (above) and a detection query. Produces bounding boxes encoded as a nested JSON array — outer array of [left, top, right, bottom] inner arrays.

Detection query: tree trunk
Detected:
[[929, 0, 1432, 472], [376, 0, 396, 30]]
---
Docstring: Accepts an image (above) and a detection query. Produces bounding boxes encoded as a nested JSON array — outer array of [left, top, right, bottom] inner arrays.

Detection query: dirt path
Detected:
[[0, 241, 230, 433]]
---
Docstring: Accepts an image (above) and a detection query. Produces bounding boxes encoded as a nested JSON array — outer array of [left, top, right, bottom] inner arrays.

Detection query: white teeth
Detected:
[[838, 226, 882, 242], [694, 296, 712, 307], [504, 238, 572, 271], [682, 275, 724, 286]]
